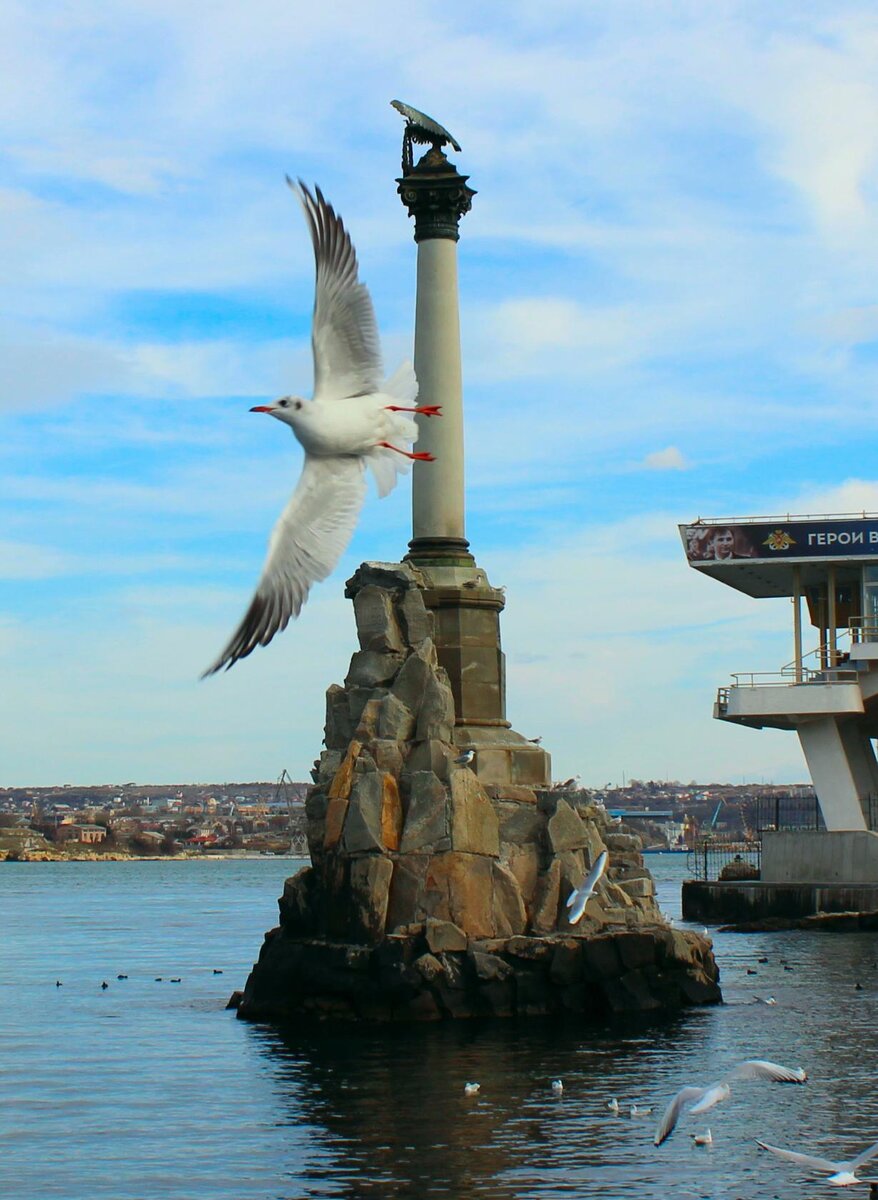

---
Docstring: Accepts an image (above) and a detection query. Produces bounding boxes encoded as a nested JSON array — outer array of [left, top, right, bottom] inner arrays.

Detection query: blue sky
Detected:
[[6, 1, 878, 786]]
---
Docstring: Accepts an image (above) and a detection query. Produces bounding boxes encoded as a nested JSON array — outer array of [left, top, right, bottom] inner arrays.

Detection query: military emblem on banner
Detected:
[[763, 530, 795, 551]]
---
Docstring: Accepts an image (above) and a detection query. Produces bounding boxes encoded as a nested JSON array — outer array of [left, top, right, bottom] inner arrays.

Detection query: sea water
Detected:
[[2, 854, 876, 1199]]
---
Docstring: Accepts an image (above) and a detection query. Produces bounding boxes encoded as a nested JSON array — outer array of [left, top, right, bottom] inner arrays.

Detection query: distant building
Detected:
[[57, 824, 106, 845]]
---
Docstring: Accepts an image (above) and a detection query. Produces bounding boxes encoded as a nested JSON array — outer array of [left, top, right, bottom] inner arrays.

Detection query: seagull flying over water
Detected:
[[203, 181, 437, 676], [565, 850, 608, 925], [654, 1059, 807, 1145], [757, 1136, 878, 1187]]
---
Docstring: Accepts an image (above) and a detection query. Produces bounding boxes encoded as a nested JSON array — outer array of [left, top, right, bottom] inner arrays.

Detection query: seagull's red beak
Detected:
[[249, 405, 272, 413]]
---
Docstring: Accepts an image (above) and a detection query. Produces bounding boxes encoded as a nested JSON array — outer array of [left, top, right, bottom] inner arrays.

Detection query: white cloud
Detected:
[[641, 446, 688, 471]]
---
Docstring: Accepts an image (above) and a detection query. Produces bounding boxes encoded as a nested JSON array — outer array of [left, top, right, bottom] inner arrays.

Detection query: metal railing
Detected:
[[729, 667, 859, 688], [688, 839, 760, 882], [688, 510, 878, 527], [754, 792, 822, 834], [850, 617, 878, 644]]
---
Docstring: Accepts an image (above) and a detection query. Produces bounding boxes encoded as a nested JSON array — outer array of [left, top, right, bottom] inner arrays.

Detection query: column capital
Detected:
[[397, 150, 476, 243]]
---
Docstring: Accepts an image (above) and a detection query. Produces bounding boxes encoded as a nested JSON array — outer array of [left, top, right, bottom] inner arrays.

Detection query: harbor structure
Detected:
[[681, 512, 878, 918]]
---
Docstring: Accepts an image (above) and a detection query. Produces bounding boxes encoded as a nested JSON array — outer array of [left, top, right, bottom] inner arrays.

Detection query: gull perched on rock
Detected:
[[203, 180, 437, 676], [565, 850, 608, 925], [757, 1137, 878, 1187], [654, 1059, 807, 1145]]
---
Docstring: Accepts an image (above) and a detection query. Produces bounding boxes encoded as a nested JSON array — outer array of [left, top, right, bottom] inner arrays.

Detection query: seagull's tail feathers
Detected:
[[367, 361, 420, 498]]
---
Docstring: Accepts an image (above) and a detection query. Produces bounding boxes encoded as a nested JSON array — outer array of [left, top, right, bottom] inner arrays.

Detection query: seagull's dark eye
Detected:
[[279, 399, 290, 408], [294, 401, 302, 411]]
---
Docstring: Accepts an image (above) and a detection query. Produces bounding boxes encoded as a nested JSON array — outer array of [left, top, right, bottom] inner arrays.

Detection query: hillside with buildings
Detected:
[[0, 778, 814, 861]]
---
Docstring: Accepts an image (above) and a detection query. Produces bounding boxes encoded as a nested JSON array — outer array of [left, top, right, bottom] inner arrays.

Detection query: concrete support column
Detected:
[[793, 566, 803, 683], [412, 238, 465, 544], [797, 717, 869, 831]]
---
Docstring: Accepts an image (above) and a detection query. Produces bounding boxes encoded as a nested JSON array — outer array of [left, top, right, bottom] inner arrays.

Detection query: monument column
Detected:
[[394, 105, 550, 787], [398, 148, 474, 563]]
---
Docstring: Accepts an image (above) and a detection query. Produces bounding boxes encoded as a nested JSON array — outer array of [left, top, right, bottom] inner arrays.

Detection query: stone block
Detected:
[[377, 693, 416, 741], [381, 773, 403, 851], [343, 771, 385, 854], [602, 969, 662, 1013], [469, 950, 513, 982], [486, 785, 538, 803], [423, 852, 495, 938], [414, 952, 444, 982], [503, 843, 540, 907], [278, 866, 316, 934], [399, 587, 433, 645], [353, 585, 404, 652], [505, 935, 553, 961], [345, 650, 405, 689], [416, 670, 455, 741], [616, 932, 657, 971], [492, 861, 527, 937], [391, 644, 432, 714], [604, 832, 642, 854], [497, 802, 544, 846], [514, 965, 552, 1015], [328, 742, 362, 799], [401, 772, 450, 854], [557, 849, 587, 901], [617, 876, 655, 900], [530, 859, 561, 934], [349, 855, 393, 943], [323, 796, 349, 851], [450, 770, 500, 857], [371, 739, 404, 777], [348, 688, 385, 735], [547, 800, 589, 853], [425, 916, 467, 953], [324, 684, 353, 749], [549, 939, 584, 985], [582, 936, 622, 981], [386, 855, 427, 931], [404, 739, 453, 781], [315, 750, 343, 785]]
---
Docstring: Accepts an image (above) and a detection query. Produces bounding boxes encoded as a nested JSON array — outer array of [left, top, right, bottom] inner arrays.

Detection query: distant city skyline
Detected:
[[5, 3, 878, 785]]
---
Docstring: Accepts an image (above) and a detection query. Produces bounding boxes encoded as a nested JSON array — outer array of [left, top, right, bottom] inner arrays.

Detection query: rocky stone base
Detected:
[[236, 559, 722, 1023], [236, 923, 720, 1022]]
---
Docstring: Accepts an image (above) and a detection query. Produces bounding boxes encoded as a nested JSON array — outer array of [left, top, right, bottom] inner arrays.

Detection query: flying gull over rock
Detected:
[[203, 181, 438, 676]]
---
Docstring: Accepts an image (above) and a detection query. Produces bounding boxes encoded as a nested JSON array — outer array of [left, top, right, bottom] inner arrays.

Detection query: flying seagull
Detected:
[[390, 100, 461, 152], [757, 1137, 878, 1187], [203, 181, 438, 677], [565, 849, 608, 925], [654, 1059, 807, 1145]]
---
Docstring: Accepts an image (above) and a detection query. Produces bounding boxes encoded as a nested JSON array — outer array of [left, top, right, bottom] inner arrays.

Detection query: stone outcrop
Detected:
[[237, 562, 721, 1022]]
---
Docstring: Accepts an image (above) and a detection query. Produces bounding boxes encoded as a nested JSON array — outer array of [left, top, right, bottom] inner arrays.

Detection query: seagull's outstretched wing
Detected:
[[567, 850, 608, 924], [850, 1139, 878, 1171], [726, 1059, 807, 1085], [654, 1087, 706, 1146], [756, 1141, 840, 1174], [202, 456, 367, 675], [289, 179, 383, 404]]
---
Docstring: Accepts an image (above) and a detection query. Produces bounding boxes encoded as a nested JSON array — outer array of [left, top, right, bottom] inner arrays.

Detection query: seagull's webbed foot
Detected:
[[378, 442, 435, 461], [385, 404, 442, 417]]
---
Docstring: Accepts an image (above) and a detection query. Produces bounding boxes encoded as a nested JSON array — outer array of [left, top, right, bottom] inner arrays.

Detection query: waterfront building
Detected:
[[681, 512, 878, 913]]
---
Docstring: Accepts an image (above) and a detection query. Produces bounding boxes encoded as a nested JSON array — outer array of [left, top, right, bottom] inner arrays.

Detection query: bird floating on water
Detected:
[[754, 995, 777, 1006], [203, 180, 435, 676], [565, 850, 609, 925], [464, 1082, 480, 1096], [654, 1059, 807, 1145], [551, 1079, 563, 1095], [630, 1104, 653, 1118], [607, 1098, 620, 1114], [692, 1129, 713, 1146], [757, 1136, 878, 1187]]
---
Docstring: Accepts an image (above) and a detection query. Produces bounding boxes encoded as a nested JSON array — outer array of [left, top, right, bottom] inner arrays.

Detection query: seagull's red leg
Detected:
[[378, 441, 435, 461], [385, 404, 442, 417]]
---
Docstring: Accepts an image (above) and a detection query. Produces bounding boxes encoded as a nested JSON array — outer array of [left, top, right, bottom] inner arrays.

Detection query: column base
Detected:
[[406, 537, 475, 567]]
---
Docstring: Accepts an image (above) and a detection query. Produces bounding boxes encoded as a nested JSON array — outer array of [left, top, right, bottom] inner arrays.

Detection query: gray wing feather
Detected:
[[202, 455, 366, 675], [726, 1059, 807, 1084], [290, 180, 383, 403], [654, 1087, 705, 1146], [756, 1141, 840, 1173], [850, 1139, 878, 1171]]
